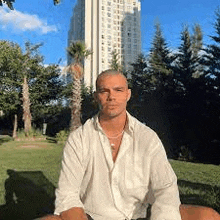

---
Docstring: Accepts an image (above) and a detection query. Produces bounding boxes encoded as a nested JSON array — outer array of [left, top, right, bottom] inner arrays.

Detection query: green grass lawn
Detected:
[[0, 138, 219, 214], [0, 139, 64, 206]]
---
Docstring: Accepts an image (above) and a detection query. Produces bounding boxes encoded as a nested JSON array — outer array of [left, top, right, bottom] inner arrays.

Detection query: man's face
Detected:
[[95, 74, 131, 118]]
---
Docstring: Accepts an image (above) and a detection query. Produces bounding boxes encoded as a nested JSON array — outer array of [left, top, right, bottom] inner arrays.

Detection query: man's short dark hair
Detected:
[[96, 69, 128, 90]]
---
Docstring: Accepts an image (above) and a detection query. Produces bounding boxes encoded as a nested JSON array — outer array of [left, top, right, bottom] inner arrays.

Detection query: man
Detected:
[[44, 69, 181, 220]]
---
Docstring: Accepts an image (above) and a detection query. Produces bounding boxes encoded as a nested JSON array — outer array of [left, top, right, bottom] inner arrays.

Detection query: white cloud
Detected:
[[0, 5, 57, 34]]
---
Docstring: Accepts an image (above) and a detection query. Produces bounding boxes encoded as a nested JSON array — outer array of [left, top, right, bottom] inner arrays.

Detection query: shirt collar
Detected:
[[93, 111, 134, 134]]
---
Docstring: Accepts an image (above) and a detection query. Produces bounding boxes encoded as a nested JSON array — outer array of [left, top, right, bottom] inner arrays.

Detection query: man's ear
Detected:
[[127, 89, 131, 101]]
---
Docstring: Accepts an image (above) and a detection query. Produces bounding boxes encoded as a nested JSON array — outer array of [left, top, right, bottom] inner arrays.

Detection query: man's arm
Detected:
[[54, 131, 88, 216], [149, 141, 181, 220], [60, 207, 88, 220], [41, 207, 88, 220]]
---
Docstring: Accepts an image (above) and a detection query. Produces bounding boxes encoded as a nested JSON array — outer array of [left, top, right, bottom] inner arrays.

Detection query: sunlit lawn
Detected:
[[0, 138, 64, 206], [0, 138, 219, 213]]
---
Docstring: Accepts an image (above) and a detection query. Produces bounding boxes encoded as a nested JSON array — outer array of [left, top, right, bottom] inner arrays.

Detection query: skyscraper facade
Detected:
[[68, 0, 141, 88]]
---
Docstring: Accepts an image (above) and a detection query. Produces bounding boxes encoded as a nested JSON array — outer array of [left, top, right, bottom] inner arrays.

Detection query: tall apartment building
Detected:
[[68, 0, 141, 88]]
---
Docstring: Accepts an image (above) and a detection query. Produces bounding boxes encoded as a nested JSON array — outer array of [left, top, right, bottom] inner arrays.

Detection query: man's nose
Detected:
[[108, 91, 115, 100]]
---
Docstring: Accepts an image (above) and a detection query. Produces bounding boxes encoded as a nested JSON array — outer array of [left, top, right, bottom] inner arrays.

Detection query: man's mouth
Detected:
[[107, 104, 117, 108]]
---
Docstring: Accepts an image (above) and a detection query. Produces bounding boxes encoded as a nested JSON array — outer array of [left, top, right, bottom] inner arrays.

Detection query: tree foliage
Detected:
[[110, 50, 122, 71], [128, 17, 220, 163], [0, 0, 60, 10], [67, 41, 92, 64], [0, 40, 64, 135], [0, 41, 21, 114], [175, 25, 197, 90], [149, 22, 174, 80]]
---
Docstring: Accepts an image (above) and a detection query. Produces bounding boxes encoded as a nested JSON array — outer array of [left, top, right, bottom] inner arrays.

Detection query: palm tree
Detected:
[[65, 41, 92, 131]]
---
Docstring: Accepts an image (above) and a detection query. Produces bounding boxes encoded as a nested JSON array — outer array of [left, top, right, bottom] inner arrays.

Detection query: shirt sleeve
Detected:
[[54, 130, 85, 215], [149, 137, 181, 220]]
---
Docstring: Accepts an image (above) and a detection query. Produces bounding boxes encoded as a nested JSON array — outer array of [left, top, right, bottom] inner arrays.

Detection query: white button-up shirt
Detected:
[[54, 113, 181, 220]]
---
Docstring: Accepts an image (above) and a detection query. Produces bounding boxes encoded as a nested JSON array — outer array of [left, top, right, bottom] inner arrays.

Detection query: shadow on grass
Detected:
[[0, 170, 55, 220], [178, 179, 220, 213], [0, 171, 219, 219]]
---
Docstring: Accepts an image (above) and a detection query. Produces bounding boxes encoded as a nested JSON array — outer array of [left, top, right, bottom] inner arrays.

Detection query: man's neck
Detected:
[[99, 112, 127, 134]]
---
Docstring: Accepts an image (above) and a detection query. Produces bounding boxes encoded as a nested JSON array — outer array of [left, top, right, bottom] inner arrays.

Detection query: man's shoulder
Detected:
[[68, 117, 96, 139], [129, 113, 157, 136]]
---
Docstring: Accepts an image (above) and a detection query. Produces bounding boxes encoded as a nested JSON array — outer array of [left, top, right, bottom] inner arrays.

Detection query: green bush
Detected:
[[0, 135, 13, 145], [17, 128, 43, 138], [56, 130, 69, 142]]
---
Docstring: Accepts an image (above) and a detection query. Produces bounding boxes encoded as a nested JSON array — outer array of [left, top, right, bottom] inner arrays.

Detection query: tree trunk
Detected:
[[12, 114, 17, 139], [70, 76, 82, 131], [22, 76, 32, 135]]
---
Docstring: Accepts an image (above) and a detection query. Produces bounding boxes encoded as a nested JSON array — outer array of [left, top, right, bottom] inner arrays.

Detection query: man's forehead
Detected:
[[97, 74, 128, 88], [98, 84, 127, 90]]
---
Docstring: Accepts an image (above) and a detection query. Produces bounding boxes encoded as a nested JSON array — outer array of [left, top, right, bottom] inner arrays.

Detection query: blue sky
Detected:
[[0, 0, 220, 66]]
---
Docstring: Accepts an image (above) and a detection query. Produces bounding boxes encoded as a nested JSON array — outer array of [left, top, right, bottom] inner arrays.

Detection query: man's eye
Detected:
[[99, 90, 107, 93]]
